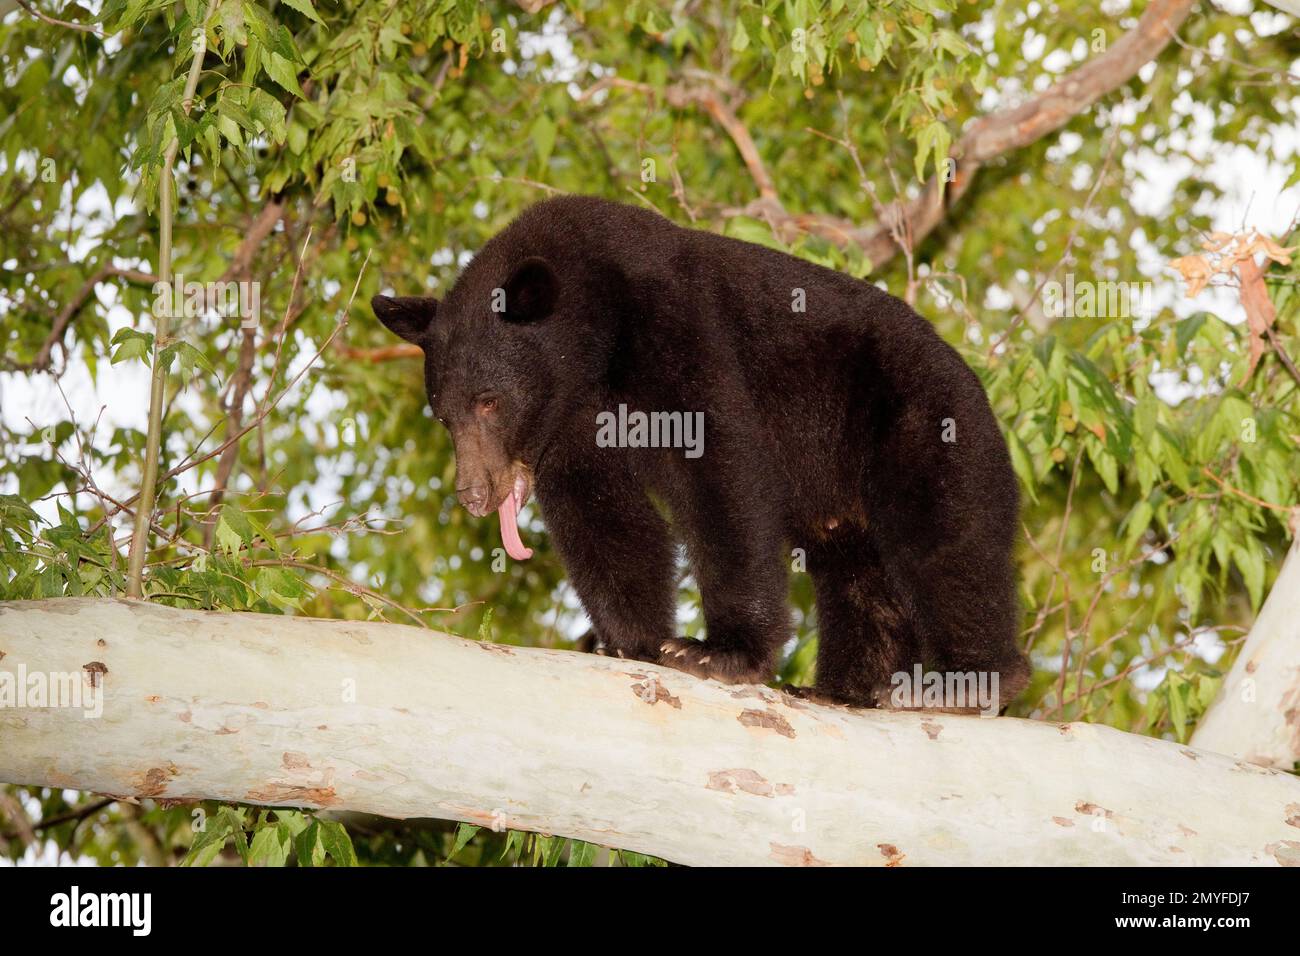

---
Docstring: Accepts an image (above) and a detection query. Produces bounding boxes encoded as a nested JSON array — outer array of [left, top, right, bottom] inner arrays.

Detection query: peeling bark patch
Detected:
[[631, 678, 681, 709], [1266, 841, 1300, 867], [1075, 801, 1113, 818], [178, 710, 191, 723], [1052, 816, 1074, 827], [282, 751, 312, 770], [878, 843, 905, 867], [0, 650, 5, 662], [246, 783, 338, 807], [138, 764, 177, 798], [769, 843, 829, 867], [921, 720, 942, 740], [82, 661, 108, 688], [738, 708, 795, 739], [1285, 803, 1300, 829], [1181, 749, 1200, 760], [706, 768, 793, 798], [1177, 824, 1197, 837], [144, 695, 161, 704], [709, 768, 771, 796], [477, 641, 515, 655]]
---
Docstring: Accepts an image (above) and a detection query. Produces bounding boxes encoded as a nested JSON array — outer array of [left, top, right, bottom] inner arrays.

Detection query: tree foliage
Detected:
[[1, 0, 1298, 865]]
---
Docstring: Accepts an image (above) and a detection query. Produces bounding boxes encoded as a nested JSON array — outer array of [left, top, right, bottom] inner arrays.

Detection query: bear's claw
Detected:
[[656, 637, 771, 685]]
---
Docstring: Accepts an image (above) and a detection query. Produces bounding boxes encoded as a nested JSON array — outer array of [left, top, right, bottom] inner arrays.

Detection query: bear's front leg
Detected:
[[536, 459, 676, 664], [657, 440, 790, 685]]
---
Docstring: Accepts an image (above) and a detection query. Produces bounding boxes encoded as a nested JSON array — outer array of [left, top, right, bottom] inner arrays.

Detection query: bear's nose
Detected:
[[457, 484, 491, 517]]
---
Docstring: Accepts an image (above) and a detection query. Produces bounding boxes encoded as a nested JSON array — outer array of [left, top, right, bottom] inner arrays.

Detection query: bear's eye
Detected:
[[478, 396, 498, 413]]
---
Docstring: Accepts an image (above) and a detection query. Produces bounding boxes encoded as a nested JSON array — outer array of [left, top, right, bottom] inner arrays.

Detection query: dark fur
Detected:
[[374, 196, 1030, 708]]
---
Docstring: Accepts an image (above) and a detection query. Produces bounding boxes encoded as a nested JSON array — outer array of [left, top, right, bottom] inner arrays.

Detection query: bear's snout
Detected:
[[456, 481, 494, 517]]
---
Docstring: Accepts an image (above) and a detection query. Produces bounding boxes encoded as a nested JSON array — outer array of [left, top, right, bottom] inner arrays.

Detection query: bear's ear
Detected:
[[372, 294, 438, 344], [501, 257, 558, 322]]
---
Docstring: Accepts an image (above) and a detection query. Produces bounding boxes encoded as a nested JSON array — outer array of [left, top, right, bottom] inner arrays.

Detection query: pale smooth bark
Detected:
[[1, 598, 1298, 866], [1190, 539, 1300, 771]]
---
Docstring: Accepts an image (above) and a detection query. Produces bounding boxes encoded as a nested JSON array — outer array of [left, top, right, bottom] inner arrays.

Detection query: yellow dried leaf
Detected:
[[1200, 231, 1235, 252], [1256, 234, 1296, 266], [1168, 254, 1212, 297]]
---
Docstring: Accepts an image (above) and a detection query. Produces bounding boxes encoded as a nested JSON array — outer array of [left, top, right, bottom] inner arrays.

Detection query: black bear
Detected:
[[373, 195, 1029, 709]]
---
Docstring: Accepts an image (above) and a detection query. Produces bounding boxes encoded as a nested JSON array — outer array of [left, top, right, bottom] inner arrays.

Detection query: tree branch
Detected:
[[602, 0, 1197, 268], [14, 0, 106, 36], [2, 598, 1298, 866], [23, 266, 159, 373], [1190, 538, 1300, 770], [201, 198, 288, 547], [333, 342, 423, 363]]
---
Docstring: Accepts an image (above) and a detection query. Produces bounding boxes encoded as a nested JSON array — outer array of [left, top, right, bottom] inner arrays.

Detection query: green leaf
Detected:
[[501, 829, 525, 861], [1167, 673, 1188, 741], [262, 51, 304, 97], [295, 821, 325, 867], [317, 820, 357, 866], [214, 503, 255, 555], [913, 119, 950, 182], [1122, 498, 1154, 554], [280, 0, 324, 24], [451, 823, 480, 858], [1007, 429, 1038, 503], [109, 328, 154, 366], [730, 19, 749, 52], [1232, 541, 1265, 610], [248, 88, 288, 143], [248, 822, 293, 867], [567, 840, 598, 867]]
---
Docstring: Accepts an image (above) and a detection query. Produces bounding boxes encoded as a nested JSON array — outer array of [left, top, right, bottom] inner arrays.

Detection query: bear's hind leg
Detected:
[[805, 536, 922, 708], [913, 546, 1030, 711]]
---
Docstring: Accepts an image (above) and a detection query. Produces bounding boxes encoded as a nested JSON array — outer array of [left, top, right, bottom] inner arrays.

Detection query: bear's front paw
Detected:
[[657, 638, 771, 685]]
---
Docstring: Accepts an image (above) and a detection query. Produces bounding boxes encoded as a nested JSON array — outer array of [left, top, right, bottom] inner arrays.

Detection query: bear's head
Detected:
[[372, 253, 590, 560]]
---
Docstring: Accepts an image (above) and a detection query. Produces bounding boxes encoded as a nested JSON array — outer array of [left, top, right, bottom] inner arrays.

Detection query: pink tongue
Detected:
[[497, 490, 533, 560]]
